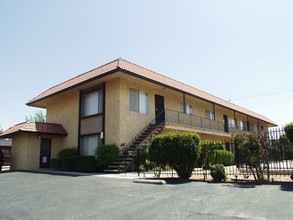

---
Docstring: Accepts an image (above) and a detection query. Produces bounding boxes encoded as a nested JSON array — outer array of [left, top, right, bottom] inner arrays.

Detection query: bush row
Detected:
[[51, 155, 96, 172], [50, 148, 96, 172], [50, 144, 119, 173]]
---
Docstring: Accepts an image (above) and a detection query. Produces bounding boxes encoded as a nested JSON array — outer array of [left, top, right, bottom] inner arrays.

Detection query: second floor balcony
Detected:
[[164, 109, 249, 135]]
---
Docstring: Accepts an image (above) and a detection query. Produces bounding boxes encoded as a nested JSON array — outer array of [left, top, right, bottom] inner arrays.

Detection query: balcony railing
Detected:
[[164, 109, 248, 134]]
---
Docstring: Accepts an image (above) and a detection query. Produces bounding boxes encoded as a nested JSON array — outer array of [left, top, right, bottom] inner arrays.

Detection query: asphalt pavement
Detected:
[[0, 171, 292, 220]]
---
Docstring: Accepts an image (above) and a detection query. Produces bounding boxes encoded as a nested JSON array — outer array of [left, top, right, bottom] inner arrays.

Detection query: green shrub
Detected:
[[210, 164, 227, 182], [96, 144, 119, 167], [72, 156, 96, 172], [198, 141, 227, 169], [50, 158, 61, 170], [56, 148, 79, 171], [57, 148, 79, 160], [284, 122, 293, 142], [279, 134, 289, 145], [213, 150, 235, 166], [60, 157, 75, 171], [202, 141, 225, 150], [148, 131, 201, 179]]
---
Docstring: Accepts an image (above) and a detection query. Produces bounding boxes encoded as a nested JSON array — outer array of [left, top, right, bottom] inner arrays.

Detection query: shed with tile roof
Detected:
[[0, 121, 67, 170]]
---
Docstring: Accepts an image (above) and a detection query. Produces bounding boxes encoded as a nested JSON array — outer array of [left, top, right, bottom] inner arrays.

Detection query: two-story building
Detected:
[[0, 58, 276, 170]]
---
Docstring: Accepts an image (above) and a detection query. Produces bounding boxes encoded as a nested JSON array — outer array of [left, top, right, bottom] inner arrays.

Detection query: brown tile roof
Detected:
[[0, 121, 68, 138], [27, 58, 276, 126]]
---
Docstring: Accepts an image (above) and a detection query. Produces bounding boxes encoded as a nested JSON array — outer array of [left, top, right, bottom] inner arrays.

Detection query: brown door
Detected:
[[223, 115, 229, 133], [155, 94, 165, 124]]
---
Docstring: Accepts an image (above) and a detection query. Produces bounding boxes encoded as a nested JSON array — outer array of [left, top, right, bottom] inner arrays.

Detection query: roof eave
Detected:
[[26, 68, 121, 107], [0, 130, 68, 138]]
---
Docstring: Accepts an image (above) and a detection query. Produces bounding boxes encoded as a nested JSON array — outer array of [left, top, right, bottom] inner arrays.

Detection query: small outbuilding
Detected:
[[0, 139, 12, 165], [0, 121, 67, 170]]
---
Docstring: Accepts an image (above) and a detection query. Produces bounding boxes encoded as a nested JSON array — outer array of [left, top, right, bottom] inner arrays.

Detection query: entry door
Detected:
[[223, 115, 229, 133], [39, 138, 51, 168], [155, 94, 165, 124]]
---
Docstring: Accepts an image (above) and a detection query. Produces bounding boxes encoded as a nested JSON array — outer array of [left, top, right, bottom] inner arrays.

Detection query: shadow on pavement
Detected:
[[280, 184, 293, 192], [27, 170, 94, 177], [222, 183, 257, 189], [162, 178, 193, 185]]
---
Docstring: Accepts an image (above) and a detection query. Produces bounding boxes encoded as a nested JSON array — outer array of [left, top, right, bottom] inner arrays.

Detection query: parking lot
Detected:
[[0, 171, 292, 220]]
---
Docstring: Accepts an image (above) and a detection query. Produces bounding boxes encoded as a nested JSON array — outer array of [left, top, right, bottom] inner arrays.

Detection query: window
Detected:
[[80, 135, 101, 156], [240, 121, 247, 130], [180, 103, 192, 115], [129, 88, 149, 114], [205, 110, 215, 120], [229, 118, 237, 128], [82, 90, 103, 117]]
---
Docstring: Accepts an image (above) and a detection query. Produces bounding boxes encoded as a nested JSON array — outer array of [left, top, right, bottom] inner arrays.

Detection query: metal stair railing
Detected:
[[117, 110, 165, 173]]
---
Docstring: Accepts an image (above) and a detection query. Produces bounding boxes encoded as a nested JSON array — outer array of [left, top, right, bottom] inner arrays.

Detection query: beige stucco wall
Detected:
[[105, 77, 121, 146], [107, 74, 237, 146], [49, 136, 64, 159], [10, 133, 40, 170], [118, 77, 154, 146], [46, 90, 79, 148], [10, 133, 64, 170], [104, 73, 270, 145]]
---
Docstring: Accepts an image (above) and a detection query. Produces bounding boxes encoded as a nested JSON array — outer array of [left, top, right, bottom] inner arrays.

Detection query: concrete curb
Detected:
[[133, 179, 166, 185]]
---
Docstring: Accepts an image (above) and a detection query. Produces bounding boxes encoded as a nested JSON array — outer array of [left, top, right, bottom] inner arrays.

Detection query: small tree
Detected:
[[234, 132, 269, 182], [284, 122, 293, 142], [26, 111, 46, 122], [148, 132, 201, 179]]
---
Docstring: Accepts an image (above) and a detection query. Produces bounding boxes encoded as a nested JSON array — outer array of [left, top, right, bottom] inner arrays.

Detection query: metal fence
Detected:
[[134, 128, 293, 182]]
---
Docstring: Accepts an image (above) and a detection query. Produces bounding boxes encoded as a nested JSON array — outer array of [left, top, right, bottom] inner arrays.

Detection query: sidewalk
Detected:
[[29, 169, 157, 180]]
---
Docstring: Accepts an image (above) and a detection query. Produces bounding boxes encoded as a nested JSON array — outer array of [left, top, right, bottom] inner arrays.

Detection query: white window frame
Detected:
[[205, 110, 215, 120], [129, 88, 149, 114], [240, 120, 247, 130], [82, 90, 103, 117], [80, 134, 101, 156], [229, 118, 237, 128], [180, 103, 193, 115]]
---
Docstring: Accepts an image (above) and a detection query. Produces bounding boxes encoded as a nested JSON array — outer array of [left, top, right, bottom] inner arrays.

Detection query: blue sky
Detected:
[[1, 0, 293, 130]]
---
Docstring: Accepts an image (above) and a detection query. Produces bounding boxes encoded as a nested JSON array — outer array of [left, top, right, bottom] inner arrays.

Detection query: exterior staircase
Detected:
[[104, 122, 164, 173]]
